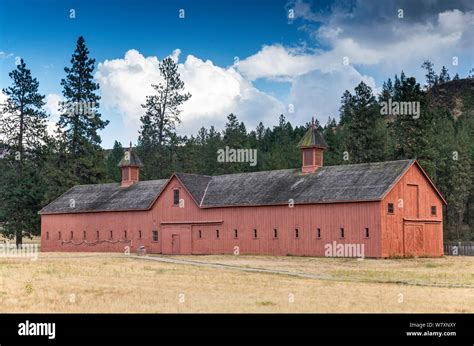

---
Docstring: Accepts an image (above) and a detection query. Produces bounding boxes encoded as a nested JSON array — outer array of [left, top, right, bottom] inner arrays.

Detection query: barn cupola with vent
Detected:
[[118, 142, 143, 187], [298, 117, 327, 174]]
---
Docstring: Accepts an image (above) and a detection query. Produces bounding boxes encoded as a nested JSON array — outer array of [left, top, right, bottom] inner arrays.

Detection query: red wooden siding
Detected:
[[380, 163, 444, 257]]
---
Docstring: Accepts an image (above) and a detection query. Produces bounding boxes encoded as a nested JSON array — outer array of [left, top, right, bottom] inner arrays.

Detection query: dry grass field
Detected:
[[0, 251, 473, 313]]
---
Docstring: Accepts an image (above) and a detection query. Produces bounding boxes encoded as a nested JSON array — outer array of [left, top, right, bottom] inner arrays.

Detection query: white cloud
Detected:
[[95, 49, 285, 140], [289, 66, 377, 125], [44, 94, 63, 136]]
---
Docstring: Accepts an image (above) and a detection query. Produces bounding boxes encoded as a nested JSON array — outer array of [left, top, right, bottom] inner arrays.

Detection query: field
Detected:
[[0, 250, 473, 313]]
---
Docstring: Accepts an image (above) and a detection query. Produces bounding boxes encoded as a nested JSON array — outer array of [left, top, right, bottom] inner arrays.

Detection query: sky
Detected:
[[0, 0, 473, 148]]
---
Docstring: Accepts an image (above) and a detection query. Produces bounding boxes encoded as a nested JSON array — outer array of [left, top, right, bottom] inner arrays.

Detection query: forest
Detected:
[[0, 36, 472, 246]]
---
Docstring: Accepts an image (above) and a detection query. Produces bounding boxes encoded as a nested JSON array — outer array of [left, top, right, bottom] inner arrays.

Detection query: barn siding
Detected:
[[380, 163, 444, 257]]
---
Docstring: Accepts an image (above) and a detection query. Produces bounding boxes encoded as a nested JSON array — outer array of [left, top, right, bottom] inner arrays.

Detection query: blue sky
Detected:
[[1, 0, 473, 148]]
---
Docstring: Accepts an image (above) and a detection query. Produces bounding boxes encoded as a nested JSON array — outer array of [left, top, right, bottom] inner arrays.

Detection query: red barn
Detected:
[[39, 124, 446, 258]]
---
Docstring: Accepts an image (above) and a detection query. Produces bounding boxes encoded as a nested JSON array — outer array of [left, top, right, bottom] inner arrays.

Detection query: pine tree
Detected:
[[138, 56, 191, 178], [341, 81, 387, 163], [439, 66, 451, 83], [56, 36, 109, 185], [0, 59, 48, 247], [421, 60, 438, 88], [106, 140, 124, 182]]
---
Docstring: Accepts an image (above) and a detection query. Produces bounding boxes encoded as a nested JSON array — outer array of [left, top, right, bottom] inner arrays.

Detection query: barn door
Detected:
[[172, 234, 180, 254], [404, 224, 424, 257], [406, 184, 419, 218]]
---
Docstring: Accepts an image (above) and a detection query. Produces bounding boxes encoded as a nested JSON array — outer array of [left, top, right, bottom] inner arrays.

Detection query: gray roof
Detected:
[[40, 159, 415, 214], [195, 160, 413, 207], [39, 179, 167, 214], [118, 149, 143, 167]]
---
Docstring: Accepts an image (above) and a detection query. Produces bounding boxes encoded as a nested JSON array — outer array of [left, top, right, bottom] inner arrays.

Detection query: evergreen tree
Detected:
[[106, 140, 124, 182], [56, 36, 109, 185], [0, 59, 48, 247], [438, 66, 451, 83], [138, 56, 191, 178], [341, 81, 387, 163], [421, 60, 438, 88]]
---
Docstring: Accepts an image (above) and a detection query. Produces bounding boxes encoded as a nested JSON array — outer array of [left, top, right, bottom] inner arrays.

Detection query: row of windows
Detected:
[[47, 228, 371, 241], [387, 203, 437, 216], [47, 230, 158, 241], [197, 228, 370, 239]]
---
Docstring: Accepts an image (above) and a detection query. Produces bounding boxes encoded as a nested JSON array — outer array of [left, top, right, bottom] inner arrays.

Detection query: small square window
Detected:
[[431, 206, 437, 216], [388, 203, 394, 214], [365, 228, 369, 238], [340, 228, 345, 238], [273, 229, 278, 238], [152, 230, 158, 242], [234, 229, 238, 239], [316, 228, 321, 238]]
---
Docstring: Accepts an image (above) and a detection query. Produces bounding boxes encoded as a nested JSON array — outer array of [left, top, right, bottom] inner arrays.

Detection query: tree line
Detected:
[[0, 36, 472, 247]]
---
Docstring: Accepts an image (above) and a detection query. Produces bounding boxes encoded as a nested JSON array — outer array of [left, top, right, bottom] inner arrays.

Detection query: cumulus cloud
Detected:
[[95, 49, 285, 138], [235, 1, 474, 124], [44, 94, 63, 136]]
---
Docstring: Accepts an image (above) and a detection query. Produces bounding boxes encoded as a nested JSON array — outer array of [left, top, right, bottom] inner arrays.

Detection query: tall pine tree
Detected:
[[0, 59, 48, 247]]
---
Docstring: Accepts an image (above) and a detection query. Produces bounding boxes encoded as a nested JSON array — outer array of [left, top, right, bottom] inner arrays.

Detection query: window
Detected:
[[152, 230, 158, 242], [109, 231, 113, 240], [431, 206, 437, 216], [303, 148, 313, 166], [173, 189, 180, 205], [59, 231, 62, 240], [234, 229, 238, 239], [387, 203, 394, 214], [83, 231, 86, 239], [96, 231, 99, 240], [198, 230, 202, 239], [139, 230, 142, 239], [340, 228, 345, 238], [216, 229, 220, 238], [124, 230, 127, 239], [70, 231, 74, 240], [316, 228, 321, 238], [46, 232, 49, 240], [365, 228, 369, 238], [295, 228, 299, 238], [253, 229, 258, 238], [273, 229, 278, 238]]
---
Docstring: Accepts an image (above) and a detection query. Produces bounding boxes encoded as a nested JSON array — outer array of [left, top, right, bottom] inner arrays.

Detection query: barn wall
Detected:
[[41, 175, 383, 257], [380, 163, 444, 257]]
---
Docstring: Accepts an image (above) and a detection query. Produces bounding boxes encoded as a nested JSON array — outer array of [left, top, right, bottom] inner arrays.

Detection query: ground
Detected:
[[0, 249, 473, 313]]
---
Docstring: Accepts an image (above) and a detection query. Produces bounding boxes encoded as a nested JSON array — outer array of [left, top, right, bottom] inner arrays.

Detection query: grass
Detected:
[[0, 252, 472, 313]]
